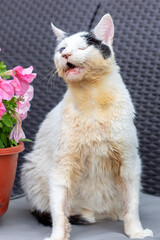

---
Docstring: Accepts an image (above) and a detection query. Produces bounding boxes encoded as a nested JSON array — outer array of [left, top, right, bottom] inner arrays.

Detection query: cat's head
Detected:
[[52, 14, 116, 85]]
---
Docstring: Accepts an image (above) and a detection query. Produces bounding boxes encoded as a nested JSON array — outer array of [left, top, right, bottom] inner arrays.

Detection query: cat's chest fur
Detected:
[[63, 104, 112, 155], [61, 102, 123, 214], [62, 97, 123, 176], [60, 81, 132, 162]]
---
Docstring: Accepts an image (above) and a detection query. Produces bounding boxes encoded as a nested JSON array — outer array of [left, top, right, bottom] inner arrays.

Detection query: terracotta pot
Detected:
[[0, 142, 24, 217]]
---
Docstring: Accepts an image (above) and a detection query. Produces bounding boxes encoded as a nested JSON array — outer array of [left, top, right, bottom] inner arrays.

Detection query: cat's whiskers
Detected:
[[40, 67, 55, 81], [45, 68, 58, 93]]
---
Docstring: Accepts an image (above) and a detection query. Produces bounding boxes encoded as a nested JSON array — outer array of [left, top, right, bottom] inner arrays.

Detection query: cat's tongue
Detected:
[[66, 67, 81, 75]]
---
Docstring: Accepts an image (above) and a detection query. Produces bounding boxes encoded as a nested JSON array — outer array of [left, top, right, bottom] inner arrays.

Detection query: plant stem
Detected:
[[0, 70, 12, 77]]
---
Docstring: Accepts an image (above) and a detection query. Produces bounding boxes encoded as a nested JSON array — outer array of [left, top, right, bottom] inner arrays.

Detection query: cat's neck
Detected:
[[66, 71, 121, 113]]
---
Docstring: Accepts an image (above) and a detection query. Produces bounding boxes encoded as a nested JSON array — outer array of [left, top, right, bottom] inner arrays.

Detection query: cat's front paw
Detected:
[[128, 228, 153, 239]]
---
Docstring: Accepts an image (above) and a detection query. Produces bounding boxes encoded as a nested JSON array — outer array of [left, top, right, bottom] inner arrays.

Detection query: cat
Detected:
[[21, 14, 153, 240]]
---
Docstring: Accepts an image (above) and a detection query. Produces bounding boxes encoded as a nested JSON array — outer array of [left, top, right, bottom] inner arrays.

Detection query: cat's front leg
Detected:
[[121, 155, 153, 239], [44, 155, 82, 240], [44, 185, 71, 240]]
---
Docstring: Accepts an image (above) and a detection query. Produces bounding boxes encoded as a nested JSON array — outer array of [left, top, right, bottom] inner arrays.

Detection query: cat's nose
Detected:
[[61, 53, 72, 59]]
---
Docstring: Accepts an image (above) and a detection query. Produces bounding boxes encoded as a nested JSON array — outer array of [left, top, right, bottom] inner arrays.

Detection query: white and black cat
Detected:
[[21, 14, 153, 240]]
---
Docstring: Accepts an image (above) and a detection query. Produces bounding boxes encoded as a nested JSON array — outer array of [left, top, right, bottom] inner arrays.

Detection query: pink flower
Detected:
[[16, 85, 34, 121], [9, 113, 25, 143], [10, 77, 21, 94], [12, 66, 36, 96], [9, 124, 25, 143], [0, 101, 6, 118], [0, 77, 14, 101]]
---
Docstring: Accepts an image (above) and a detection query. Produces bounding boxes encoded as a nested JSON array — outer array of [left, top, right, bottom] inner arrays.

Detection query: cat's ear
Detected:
[[51, 23, 66, 41], [93, 14, 114, 45]]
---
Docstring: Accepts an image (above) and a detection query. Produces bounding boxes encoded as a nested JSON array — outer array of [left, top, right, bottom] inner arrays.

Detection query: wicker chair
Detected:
[[0, 0, 159, 239]]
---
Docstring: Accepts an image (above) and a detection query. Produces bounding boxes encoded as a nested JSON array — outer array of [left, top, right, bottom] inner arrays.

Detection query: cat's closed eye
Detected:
[[59, 47, 65, 53], [79, 47, 87, 50]]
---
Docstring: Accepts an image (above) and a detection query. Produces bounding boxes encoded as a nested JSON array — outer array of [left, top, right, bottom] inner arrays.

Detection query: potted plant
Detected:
[[0, 50, 36, 217]]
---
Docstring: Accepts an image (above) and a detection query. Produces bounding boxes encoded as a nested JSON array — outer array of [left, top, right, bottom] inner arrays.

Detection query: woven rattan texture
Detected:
[[1, 0, 160, 196], [0, 0, 99, 196], [92, 0, 160, 195]]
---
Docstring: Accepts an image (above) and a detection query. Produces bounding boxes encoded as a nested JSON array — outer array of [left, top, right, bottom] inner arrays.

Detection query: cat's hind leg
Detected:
[[81, 208, 96, 223], [69, 208, 96, 225]]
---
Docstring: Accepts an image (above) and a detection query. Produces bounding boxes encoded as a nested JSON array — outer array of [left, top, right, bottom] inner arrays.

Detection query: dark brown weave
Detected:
[[0, 0, 99, 196], [92, 0, 160, 195], [0, 0, 159, 196]]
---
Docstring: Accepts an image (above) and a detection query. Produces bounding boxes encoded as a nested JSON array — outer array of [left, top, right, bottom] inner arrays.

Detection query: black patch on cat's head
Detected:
[[82, 32, 111, 59]]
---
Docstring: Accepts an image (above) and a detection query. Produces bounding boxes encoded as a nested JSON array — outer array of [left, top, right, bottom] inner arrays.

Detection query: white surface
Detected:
[[0, 193, 160, 240]]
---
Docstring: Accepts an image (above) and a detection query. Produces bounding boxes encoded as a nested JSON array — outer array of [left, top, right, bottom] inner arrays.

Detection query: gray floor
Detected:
[[0, 193, 160, 240]]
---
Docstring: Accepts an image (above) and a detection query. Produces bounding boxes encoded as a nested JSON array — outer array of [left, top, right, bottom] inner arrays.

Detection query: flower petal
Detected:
[[16, 85, 34, 121], [12, 66, 36, 96], [22, 66, 33, 75], [0, 77, 14, 100], [9, 124, 26, 143], [0, 101, 6, 118], [10, 77, 21, 95]]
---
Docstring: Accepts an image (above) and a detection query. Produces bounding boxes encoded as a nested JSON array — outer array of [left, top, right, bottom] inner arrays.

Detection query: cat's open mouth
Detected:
[[66, 62, 84, 76]]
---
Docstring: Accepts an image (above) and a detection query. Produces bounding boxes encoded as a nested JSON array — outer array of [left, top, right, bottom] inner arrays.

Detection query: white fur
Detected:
[[21, 15, 153, 240]]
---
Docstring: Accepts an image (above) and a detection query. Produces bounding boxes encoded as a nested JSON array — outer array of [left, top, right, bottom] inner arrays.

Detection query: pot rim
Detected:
[[0, 142, 24, 156]]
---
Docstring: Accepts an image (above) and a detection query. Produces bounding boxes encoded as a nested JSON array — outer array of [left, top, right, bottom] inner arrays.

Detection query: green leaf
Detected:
[[9, 139, 18, 147], [0, 61, 7, 69], [1, 113, 13, 128], [1, 124, 11, 133], [0, 122, 3, 128], [12, 118, 16, 124], [3, 97, 17, 111], [0, 61, 7, 74], [0, 61, 11, 79], [19, 138, 33, 142], [4, 75, 10, 79], [0, 139, 4, 148], [0, 61, 6, 67], [0, 132, 7, 146]]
